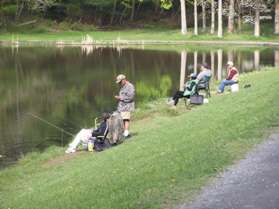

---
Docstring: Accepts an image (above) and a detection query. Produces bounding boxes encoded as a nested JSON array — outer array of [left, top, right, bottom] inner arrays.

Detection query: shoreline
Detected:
[[2, 39, 279, 47]]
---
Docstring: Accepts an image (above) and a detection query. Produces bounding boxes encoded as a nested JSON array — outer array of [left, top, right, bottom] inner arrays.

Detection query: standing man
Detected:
[[115, 74, 135, 137]]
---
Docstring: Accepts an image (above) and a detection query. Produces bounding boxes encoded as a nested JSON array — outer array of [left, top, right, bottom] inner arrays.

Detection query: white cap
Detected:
[[227, 61, 234, 67], [116, 74, 126, 83]]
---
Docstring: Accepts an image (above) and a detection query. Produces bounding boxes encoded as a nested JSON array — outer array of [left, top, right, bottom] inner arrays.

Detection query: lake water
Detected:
[[1, 45, 278, 168]]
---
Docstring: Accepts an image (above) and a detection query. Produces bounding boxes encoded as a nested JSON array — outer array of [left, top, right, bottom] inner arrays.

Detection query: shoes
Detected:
[[167, 98, 175, 106], [65, 147, 76, 154], [123, 130, 129, 137]]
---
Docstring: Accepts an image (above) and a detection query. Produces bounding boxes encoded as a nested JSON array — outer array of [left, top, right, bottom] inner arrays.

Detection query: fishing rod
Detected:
[[27, 113, 75, 137]]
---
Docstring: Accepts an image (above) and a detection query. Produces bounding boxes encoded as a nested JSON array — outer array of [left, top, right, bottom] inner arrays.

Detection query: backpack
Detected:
[[107, 112, 124, 144]]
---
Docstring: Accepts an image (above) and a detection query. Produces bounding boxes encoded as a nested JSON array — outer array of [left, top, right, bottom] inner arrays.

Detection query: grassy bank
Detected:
[[1, 25, 279, 43], [1, 69, 279, 209]]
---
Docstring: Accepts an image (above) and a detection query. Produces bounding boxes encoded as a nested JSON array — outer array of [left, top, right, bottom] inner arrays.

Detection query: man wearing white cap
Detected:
[[217, 61, 239, 93], [115, 74, 135, 137]]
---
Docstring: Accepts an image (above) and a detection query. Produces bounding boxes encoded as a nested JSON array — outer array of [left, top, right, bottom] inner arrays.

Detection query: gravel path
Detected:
[[176, 133, 279, 209]]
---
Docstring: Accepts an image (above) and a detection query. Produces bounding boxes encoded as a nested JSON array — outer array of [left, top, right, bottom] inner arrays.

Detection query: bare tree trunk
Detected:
[[130, 0, 136, 21], [194, 0, 198, 35], [218, 0, 223, 38], [254, 50, 260, 70], [180, 51, 187, 91], [202, 0, 206, 32], [238, 14, 242, 32], [275, 50, 279, 67], [254, 5, 260, 37], [275, 0, 279, 34], [16, 0, 24, 21], [217, 49, 223, 80], [211, 0, 215, 34], [228, 0, 234, 33], [194, 51, 198, 73], [110, 0, 118, 25], [237, 0, 242, 32], [180, 0, 187, 35]]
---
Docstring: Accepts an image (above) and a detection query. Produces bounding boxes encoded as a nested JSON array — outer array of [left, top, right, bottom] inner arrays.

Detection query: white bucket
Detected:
[[231, 83, 239, 93]]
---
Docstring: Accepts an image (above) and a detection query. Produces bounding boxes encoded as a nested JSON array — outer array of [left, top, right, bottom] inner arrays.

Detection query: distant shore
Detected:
[[0, 28, 279, 47]]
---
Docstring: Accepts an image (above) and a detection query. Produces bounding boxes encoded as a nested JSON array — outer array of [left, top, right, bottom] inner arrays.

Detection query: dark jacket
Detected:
[[92, 121, 108, 137]]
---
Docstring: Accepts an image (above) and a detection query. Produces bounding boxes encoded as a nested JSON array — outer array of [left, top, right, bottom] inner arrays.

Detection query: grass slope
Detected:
[[1, 69, 279, 209], [0, 24, 279, 43]]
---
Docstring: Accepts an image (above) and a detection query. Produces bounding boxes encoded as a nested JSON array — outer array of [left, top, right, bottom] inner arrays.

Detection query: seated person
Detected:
[[168, 73, 198, 106], [197, 64, 212, 83], [217, 61, 239, 94], [65, 112, 110, 154]]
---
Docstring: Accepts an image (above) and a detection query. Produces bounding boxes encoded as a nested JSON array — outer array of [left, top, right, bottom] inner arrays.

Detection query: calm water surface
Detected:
[[1, 45, 278, 167]]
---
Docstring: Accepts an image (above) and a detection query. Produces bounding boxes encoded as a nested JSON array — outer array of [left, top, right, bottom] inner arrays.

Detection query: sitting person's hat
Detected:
[[116, 74, 126, 83], [102, 112, 111, 120], [226, 61, 234, 67]]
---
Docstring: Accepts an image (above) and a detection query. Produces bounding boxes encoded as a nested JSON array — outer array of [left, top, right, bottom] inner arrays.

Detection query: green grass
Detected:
[[1, 69, 279, 209], [1, 23, 279, 43]]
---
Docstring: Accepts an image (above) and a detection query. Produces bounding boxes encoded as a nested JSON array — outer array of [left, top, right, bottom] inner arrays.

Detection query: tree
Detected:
[[130, 0, 136, 21], [201, 0, 206, 32], [211, 0, 215, 34], [180, 0, 187, 34], [194, 0, 198, 35], [217, 0, 223, 38], [275, 0, 279, 34], [236, 0, 242, 31], [228, 0, 235, 33], [254, 0, 261, 37]]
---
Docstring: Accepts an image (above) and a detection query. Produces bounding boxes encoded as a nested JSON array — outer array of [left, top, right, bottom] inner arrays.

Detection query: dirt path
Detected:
[[176, 132, 279, 209]]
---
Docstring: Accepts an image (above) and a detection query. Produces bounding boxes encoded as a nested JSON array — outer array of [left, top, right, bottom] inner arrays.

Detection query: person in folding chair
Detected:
[[196, 64, 212, 97], [65, 112, 110, 154], [168, 73, 198, 106]]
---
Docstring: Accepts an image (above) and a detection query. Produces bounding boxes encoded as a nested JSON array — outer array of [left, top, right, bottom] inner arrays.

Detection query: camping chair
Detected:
[[93, 117, 110, 151], [197, 76, 211, 98]]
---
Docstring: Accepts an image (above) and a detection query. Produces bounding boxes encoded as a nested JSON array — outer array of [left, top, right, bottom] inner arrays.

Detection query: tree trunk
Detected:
[[194, 0, 198, 35], [211, 0, 215, 34], [202, 0, 206, 32], [238, 14, 242, 32], [237, 0, 242, 32], [228, 0, 234, 33], [254, 5, 260, 37], [130, 0, 136, 21], [110, 0, 118, 25], [254, 50, 260, 70], [275, 0, 279, 34], [217, 49, 223, 80], [194, 51, 198, 73], [180, 51, 187, 91], [218, 0, 223, 38], [180, 0, 187, 35]]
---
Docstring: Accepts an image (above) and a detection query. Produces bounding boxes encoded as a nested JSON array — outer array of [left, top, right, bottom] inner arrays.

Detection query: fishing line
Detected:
[[27, 113, 75, 137]]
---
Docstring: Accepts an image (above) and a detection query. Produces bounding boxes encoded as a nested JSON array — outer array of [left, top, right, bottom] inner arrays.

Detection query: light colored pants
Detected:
[[69, 129, 93, 150]]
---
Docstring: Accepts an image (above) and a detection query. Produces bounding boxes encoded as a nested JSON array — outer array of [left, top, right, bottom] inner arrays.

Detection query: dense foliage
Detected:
[[0, 0, 278, 35]]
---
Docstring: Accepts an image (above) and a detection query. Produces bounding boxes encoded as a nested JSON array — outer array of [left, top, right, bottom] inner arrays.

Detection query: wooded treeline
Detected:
[[1, 0, 279, 36]]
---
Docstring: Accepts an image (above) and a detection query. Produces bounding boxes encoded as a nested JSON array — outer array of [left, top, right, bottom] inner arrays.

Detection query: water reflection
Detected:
[[0, 46, 278, 167]]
